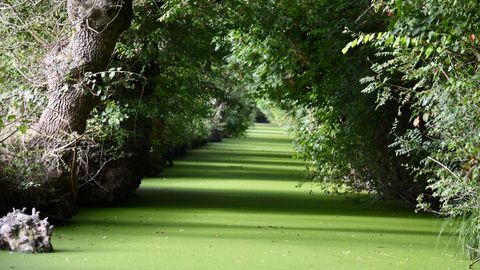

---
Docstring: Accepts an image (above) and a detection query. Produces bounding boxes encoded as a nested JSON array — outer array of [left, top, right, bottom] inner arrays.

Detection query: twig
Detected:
[[427, 156, 462, 182], [469, 256, 480, 269], [355, 6, 373, 23], [0, 130, 18, 144]]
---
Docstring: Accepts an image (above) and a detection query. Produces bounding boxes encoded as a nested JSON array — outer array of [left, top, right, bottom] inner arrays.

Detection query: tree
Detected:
[[344, 0, 480, 259], [0, 0, 134, 218], [1, 0, 255, 217], [34, 0, 133, 142]]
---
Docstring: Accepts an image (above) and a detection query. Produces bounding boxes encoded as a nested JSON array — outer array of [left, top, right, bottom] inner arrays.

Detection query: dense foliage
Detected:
[[344, 0, 480, 258], [187, 0, 422, 200], [104, 1, 256, 169], [0, 0, 255, 214]]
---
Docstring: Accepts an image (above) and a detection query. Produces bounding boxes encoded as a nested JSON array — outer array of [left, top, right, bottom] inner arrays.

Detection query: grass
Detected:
[[0, 123, 469, 269]]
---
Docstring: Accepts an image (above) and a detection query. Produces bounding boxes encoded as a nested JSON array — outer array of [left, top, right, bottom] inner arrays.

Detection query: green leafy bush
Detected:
[[345, 0, 480, 259]]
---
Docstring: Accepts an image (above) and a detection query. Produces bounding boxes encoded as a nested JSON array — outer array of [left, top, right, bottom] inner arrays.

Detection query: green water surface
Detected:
[[0, 124, 469, 269]]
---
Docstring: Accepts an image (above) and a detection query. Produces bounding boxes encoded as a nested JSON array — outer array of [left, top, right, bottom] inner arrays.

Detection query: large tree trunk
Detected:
[[29, 0, 133, 219], [35, 0, 133, 139]]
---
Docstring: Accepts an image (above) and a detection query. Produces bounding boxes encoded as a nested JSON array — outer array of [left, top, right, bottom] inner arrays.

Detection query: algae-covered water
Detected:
[[0, 124, 468, 269]]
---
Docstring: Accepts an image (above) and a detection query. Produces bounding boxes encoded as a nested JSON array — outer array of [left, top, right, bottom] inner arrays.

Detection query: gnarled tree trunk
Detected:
[[36, 0, 133, 139], [30, 0, 133, 218]]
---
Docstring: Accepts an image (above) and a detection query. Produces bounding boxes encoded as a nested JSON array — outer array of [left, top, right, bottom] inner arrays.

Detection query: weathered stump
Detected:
[[0, 208, 54, 253]]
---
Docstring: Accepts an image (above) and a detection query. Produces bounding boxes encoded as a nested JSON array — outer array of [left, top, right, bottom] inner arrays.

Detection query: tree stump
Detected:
[[0, 208, 54, 253]]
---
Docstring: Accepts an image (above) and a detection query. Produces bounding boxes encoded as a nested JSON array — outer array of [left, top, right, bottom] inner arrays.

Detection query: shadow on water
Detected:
[[72, 217, 450, 238], [177, 150, 300, 164], [85, 123, 450, 245], [183, 158, 304, 167], [227, 136, 294, 144], [127, 124, 433, 221], [190, 149, 295, 159], [164, 165, 304, 181], [128, 186, 423, 219]]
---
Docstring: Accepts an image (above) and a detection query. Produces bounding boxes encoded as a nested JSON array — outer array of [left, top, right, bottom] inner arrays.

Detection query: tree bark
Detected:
[[35, 0, 133, 140]]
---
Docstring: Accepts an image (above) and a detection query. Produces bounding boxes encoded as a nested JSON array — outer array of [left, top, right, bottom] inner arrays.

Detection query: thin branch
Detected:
[[355, 6, 373, 23], [427, 156, 462, 182]]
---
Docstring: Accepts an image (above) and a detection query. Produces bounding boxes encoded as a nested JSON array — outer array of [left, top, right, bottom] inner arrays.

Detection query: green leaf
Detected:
[[385, 35, 395, 46], [357, 35, 364, 45], [19, 124, 27, 134], [363, 34, 370, 43], [342, 42, 352, 54], [351, 39, 358, 48], [424, 46, 434, 59]]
